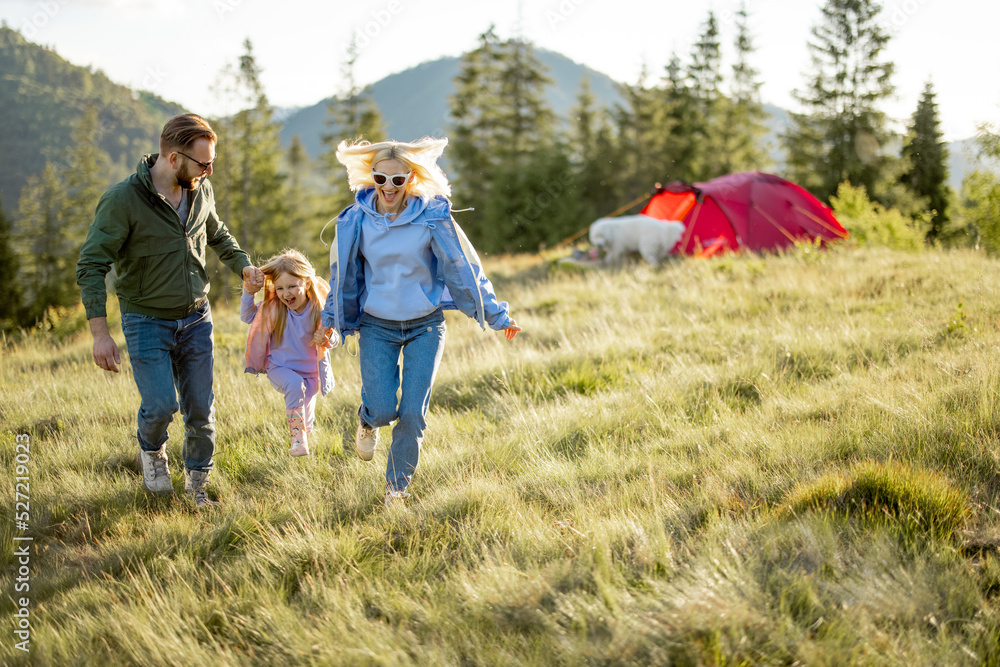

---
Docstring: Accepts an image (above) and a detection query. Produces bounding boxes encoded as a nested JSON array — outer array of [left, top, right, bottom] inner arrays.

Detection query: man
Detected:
[[76, 113, 263, 507]]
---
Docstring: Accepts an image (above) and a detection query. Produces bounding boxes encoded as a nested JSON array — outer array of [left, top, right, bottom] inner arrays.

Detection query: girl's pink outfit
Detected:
[[242, 280, 335, 455]]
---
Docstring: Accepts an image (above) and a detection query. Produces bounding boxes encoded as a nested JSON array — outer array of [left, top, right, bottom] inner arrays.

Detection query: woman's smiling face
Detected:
[[372, 158, 411, 216]]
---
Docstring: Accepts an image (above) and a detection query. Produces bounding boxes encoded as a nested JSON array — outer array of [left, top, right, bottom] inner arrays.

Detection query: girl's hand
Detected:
[[503, 319, 521, 341], [242, 266, 264, 294]]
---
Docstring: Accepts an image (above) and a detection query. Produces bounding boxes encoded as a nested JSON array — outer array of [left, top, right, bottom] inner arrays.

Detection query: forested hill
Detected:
[[0, 26, 184, 212], [0, 25, 988, 216], [279, 50, 624, 159]]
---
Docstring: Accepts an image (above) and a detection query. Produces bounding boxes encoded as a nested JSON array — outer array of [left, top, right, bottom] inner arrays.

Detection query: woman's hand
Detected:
[[313, 325, 338, 349], [503, 319, 522, 341]]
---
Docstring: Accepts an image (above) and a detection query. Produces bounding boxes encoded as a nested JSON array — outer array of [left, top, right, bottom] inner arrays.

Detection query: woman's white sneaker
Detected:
[[384, 488, 411, 507], [355, 421, 378, 461]]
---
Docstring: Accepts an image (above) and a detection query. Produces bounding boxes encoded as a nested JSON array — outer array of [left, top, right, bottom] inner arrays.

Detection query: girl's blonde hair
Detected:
[[335, 137, 452, 199], [258, 248, 327, 347]]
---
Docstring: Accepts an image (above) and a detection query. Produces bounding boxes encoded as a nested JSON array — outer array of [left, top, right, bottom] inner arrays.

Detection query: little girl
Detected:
[[242, 248, 335, 456]]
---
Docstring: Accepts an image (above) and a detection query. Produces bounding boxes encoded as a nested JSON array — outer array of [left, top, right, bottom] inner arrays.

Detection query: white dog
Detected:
[[588, 214, 685, 266]]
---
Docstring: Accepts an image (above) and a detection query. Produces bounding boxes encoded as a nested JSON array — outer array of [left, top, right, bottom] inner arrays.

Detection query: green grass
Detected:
[[3, 246, 1000, 665]]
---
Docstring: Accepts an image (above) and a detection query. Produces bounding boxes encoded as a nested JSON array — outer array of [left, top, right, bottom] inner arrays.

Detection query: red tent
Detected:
[[640, 171, 848, 256]]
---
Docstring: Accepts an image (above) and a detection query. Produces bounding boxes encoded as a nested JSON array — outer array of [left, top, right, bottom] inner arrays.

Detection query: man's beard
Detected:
[[177, 166, 204, 190]]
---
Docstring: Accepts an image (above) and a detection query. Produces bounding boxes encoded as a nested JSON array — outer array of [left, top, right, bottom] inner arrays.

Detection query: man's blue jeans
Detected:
[[121, 302, 216, 472], [358, 310, 446, 493]]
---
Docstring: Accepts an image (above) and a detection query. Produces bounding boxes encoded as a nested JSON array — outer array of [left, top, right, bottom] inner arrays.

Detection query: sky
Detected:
[[3, 0, 999, 142]]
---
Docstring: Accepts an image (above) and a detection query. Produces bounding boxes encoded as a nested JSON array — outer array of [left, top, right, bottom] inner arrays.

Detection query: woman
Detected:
[[318, 137, 521, 506]]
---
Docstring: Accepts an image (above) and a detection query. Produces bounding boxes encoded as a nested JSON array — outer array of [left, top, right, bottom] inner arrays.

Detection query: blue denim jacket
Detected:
[[320, 190, 511, 344]]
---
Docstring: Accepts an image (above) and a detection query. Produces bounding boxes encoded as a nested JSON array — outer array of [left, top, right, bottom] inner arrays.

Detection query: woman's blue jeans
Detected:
[[358, 310, 446, 493], [121, 302, 216, 473]]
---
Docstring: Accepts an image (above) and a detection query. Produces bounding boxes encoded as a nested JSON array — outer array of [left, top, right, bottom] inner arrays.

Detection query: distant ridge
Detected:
[[279, 49, 624, 159]]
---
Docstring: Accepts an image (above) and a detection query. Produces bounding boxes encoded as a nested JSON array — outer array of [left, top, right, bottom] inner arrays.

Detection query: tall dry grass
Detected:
[[2, 246, 999, 665]]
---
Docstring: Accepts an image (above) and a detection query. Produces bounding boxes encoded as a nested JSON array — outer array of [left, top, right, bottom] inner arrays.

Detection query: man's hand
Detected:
[[89, 317, 121, 373], [242, 265, 264, 293]]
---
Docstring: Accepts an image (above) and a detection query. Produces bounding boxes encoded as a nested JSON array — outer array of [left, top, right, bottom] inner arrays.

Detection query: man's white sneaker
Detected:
[[184, 468, 220, 507], [355, 421, 378, 461], [139, 447, 172, 495]]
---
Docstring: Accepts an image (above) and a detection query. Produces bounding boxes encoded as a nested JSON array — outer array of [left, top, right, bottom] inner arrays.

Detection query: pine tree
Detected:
[[720, 4, 768, 174], [11, 107, 111, 325], [63, 104, 112, 251], [0, 197, 20, 329], [321, 35, 386, 213], [613, 66, 665, 199], [496, 38, 555, 160], [449, 27, 569, 253], [284, 135, 321, 255], [687, 12, 723, 115], [569, 76, 619, 222], [450, 28, 555, 198], [783, 0, 895, 201], [687, 11, 727, 180], [450, 26, 505, 205], [657, 54, 699, 183], [902, 81, 950, 241], [211, 39, 287, 263], [15, 162, 69, 322]]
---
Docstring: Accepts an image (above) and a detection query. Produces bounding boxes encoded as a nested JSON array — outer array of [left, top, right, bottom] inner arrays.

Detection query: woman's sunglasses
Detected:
[[371, 170, 411, 187]]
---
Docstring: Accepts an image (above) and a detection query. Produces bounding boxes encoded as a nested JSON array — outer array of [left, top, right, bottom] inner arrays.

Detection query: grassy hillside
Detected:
[[2, 246, 1000, 665]]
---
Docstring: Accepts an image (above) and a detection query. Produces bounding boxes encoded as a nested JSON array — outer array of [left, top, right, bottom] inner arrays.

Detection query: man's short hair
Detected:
[[160, 114, 217, 152]]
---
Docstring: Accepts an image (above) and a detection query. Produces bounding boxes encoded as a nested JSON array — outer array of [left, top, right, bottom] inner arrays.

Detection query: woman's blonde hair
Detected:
[[258, 248, 327, 347], [335, 137, 451, 199]]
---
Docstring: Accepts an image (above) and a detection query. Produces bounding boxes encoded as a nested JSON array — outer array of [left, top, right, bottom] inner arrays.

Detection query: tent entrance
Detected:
[[642, 191, 696, 222]]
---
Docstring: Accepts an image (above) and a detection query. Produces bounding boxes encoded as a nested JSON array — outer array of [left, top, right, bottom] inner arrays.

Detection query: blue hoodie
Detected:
[[357, 189, 441, 320], [321, 189, 511, 343]]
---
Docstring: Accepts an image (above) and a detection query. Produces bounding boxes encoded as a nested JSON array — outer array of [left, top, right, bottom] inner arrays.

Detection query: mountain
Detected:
[[947, 137, 1000, 190], [0, 25, 993, 215], [279, 49, 624, 159], [0, 26, 184, 212]]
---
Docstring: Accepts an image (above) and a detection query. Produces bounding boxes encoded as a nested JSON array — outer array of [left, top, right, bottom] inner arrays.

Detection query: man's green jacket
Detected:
[[76, 154, 250, 320]]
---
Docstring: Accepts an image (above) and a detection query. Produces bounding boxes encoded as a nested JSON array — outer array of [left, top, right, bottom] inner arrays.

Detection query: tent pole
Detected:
[[791, 205, 850, 238], [752, 204, 798, 243], [679, 199, 703, 250], [552, 191, 654, 249]]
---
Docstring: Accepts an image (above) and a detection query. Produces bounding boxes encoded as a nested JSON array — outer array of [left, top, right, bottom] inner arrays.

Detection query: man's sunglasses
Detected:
[[176, 151, 216, 172], [371, 170, 411, 187]]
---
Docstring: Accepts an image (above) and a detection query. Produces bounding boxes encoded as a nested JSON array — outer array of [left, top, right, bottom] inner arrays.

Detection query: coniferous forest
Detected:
[[0, 0, 998, 335]]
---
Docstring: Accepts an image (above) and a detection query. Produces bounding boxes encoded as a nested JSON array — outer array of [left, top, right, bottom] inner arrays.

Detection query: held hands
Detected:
[[504, 319, 522, 341], [313, 325, 339, 349], [242, 265, 264, 294]]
